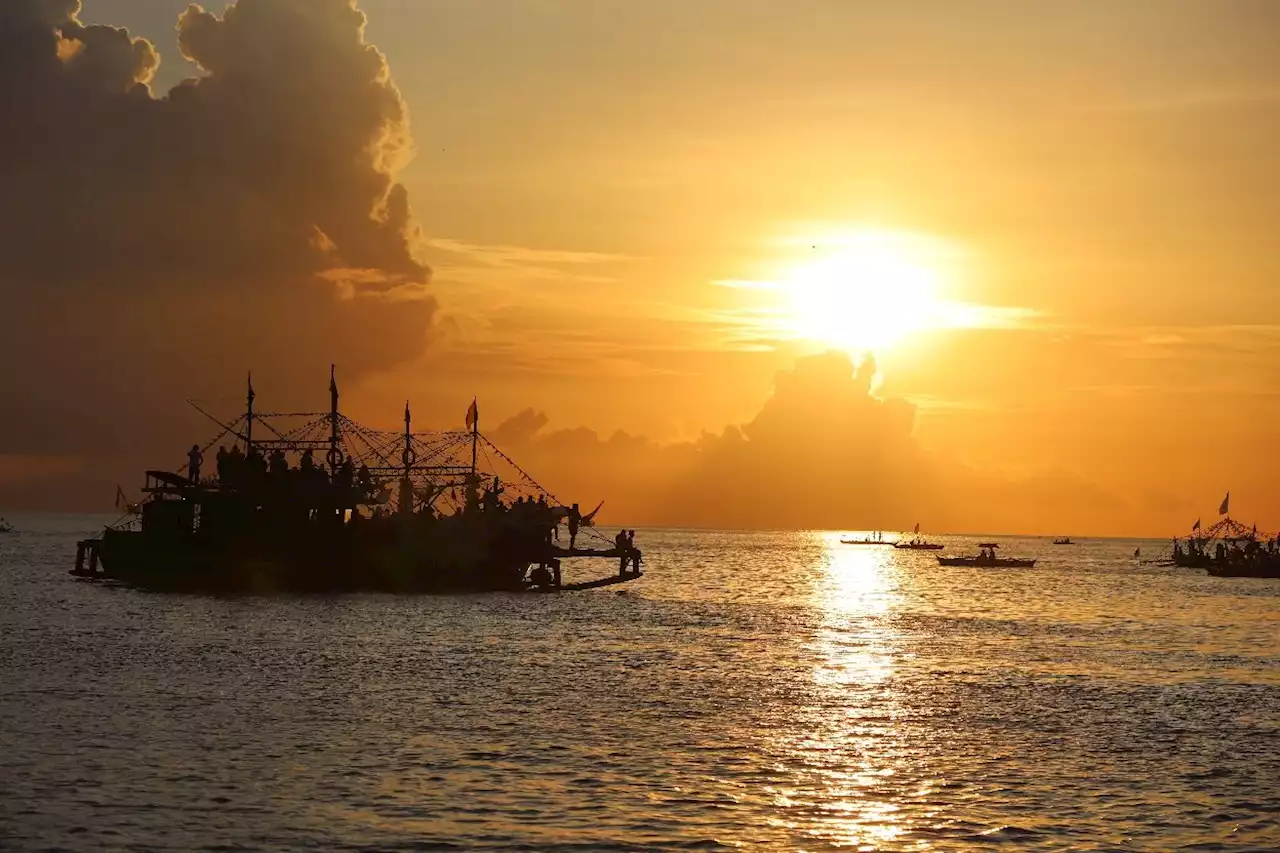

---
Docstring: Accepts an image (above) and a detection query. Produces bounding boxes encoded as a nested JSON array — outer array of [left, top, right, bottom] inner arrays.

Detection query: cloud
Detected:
[[490, 350, 1135, 535], [0, 0, 435, 499]]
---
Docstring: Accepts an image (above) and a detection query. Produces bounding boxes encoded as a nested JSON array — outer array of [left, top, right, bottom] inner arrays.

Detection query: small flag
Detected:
[[247, 371, 255, 404], [1192, 518, 1201, 532], [1219, 492, 1230, 516], [913, 522, 920, 534], [465, 398, 478, 431], [330, 364, 339, 408], [115, 485, 126, 509]]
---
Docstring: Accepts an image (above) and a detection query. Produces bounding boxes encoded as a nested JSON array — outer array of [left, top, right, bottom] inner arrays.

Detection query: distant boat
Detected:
[[840, 531, 892, 546], [0, 518, 14, 534], [894, 522, 942, 550], [1052, 537, 1075, 545], [938, 543, 1036, 568]]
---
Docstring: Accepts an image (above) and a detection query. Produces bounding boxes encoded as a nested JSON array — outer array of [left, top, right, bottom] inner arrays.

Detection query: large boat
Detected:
[[70, 369, 643, 594], [937, 543, 1036, 568], [894, 523, 942, 550], [1171, 500, 1278, 579]]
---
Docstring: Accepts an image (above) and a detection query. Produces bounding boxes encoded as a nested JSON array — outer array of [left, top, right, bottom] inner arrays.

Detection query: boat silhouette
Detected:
[[937, 543, 1036, 568], [70, 369, 643, 594]]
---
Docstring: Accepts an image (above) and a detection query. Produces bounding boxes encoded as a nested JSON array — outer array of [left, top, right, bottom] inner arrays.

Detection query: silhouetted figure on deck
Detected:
[[300, 448, 315, 475], [628, 530, 640, 573], [616, 529, 629, 574], [269, 448, 288, 477], [357, 463, 372, 497], [187, 445, 203, 484], [215, 446, 229, 483], [337, 459, 355, 505], [567, 503, 582, 550]]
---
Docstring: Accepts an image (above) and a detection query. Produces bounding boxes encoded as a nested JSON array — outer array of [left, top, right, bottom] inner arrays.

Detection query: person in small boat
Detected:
[[187, 445, 203, 484]]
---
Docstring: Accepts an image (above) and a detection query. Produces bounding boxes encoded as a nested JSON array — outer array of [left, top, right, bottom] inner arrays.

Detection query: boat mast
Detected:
[[329, 364, 340, 470], [470, 401, 478, 479], [245, 371, 255, 450], [403, 401, 412, 472]]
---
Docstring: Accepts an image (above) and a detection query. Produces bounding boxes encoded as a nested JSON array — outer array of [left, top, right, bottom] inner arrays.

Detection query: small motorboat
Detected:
[[1052, 537, 1075, 545], [937, 543, 1036, 568]]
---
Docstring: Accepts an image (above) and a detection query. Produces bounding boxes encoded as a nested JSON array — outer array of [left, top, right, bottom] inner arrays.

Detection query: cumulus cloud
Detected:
[[492, 350, 1132, 535], [0, 0, 435, 502]]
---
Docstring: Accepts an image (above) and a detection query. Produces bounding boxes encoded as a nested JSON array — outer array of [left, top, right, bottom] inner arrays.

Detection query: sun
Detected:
[[779, 230, 947, 353]]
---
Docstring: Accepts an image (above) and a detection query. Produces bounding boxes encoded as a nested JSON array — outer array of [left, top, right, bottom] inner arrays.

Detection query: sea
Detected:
[[1, 514, 1277, 852]]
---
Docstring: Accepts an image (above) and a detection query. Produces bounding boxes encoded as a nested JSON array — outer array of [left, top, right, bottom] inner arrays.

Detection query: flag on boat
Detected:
[[115, 485, 127, 509], [1219, 492, 1230, 516], [913, 522, 920, 534], [465, 398, 478, 431], [247, 371, 255, 404], [1192, 518, 1201, 532]]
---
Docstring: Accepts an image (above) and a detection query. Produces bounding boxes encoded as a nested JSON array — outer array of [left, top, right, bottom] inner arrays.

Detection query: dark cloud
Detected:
[[0, 0, 435, 505]]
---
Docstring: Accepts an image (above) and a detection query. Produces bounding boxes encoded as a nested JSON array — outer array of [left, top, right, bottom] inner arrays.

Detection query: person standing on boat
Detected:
[[628, 531, 642, 573], [567, 503, 582, 549], [187, 445, 203, 484], [616, 529, 629, 574]]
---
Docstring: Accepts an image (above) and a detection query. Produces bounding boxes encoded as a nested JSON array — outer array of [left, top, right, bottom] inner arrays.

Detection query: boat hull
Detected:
[[937, 556, 1036, 568], [92, 525, 540, 594]]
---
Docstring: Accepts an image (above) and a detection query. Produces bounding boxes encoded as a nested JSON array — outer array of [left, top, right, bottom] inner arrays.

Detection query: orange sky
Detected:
[[3, 0, 1277, 534]]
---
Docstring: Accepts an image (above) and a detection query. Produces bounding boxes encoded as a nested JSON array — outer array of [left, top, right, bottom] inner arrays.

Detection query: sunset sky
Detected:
[[2, 0, 1277, 534]]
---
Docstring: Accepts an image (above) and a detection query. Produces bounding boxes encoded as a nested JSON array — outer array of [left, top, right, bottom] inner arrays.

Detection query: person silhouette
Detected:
[[567, 503, 582, 549], [187, 445, 203, 484]]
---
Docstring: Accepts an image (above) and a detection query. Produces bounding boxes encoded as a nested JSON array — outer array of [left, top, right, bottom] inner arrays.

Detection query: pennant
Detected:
[[115, 485, 126, 509], [247, 371, 255, 405], [582, 500, 605, 527], [913, 522, 920, 534], [1219, 492, 1230, 516], [1192, 518, 1200, 532], [465, 398, 478, 431]]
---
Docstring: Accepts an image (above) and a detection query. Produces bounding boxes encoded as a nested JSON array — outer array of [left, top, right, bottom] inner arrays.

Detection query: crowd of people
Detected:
[[180, 443, 641, 577]]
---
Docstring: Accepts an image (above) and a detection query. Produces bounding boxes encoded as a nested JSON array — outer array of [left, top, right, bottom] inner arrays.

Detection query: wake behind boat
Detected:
[[938, 543, 1036, 568]]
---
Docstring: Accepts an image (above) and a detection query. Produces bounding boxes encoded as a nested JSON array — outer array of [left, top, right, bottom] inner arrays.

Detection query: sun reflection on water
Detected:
[[774, 532, 917, 850]]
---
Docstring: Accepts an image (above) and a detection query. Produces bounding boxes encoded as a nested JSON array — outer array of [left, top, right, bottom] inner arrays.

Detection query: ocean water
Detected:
[[1, 514, 1278, 852]]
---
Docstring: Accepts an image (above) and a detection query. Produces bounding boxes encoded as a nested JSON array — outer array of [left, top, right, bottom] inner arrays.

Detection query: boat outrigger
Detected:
[[937, 543, 1036, 568], [70, 369, 644, 594]]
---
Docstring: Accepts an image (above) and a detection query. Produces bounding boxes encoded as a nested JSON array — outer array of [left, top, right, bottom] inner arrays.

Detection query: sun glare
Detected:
[[780, 231, 947, 353]]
